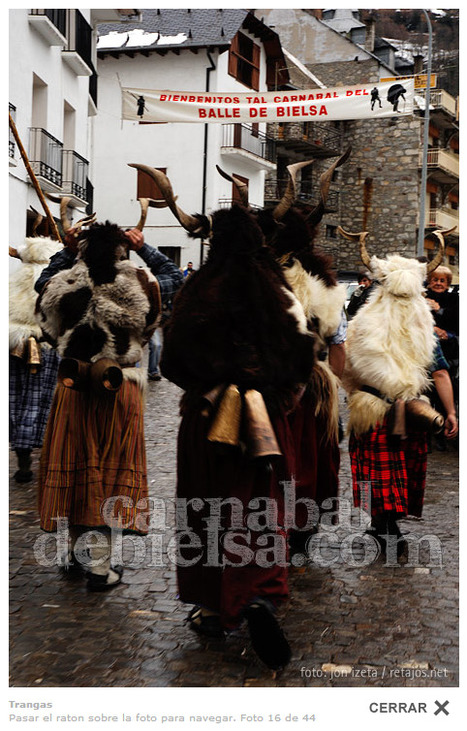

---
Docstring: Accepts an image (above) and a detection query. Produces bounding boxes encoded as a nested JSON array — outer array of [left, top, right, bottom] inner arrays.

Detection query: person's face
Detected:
[[428, 274, 449, 293], [360, 276, 371, 289]]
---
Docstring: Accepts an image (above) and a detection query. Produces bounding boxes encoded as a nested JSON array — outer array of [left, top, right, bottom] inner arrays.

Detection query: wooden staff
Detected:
[[9, 113, 62, 242]]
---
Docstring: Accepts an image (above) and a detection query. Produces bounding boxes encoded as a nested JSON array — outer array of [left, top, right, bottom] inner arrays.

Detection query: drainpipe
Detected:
[[417, 10, 433, 257], [200, 50, 217, 266]]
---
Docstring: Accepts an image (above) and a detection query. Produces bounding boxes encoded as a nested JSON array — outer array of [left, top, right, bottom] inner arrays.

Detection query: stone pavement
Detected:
[[9, 379, 459, 687]]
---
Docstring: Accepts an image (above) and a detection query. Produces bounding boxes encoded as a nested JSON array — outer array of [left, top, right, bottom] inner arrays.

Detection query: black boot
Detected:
[[245, 599, 291, 670], [14, 449, 33, 483]]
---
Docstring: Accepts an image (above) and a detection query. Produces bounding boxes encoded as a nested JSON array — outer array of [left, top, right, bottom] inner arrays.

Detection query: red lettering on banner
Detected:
[[319, 105, 328, 115], [250, 108, 258, 117], [277, 107, 285, 117], [160, 94, 167, 101], [199, 109, 206, 118], [259, 107, 267, 117]]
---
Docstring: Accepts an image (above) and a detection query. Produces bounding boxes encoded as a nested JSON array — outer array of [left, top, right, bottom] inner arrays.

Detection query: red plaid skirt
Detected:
[[349, 419, 428, 518]]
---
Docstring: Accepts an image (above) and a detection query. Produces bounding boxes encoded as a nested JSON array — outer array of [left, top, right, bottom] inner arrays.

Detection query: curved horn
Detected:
[[136, 198, 149, 231], [337, 226, 372, 270], [216, 165, 249, 207], [30, 206, 43, 236], [306, 146, 352, 228], [59, 197, 72, 233], [9, 246, 21, 259], [273, 159, 315, 221], [425, 227, 455, 274], [128, 164, 201, 233], [74, 212, 97, 231]]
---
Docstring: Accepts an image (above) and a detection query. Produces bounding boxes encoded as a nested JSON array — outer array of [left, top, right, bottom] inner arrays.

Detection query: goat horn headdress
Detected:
[[216, 165, 249, 207], [128, 164, 203, 234], [134, 196, 171, 231], [337, 226, 372, 270], [45, 194, 96, 233], [425, 226, 456, 273], [29, 206, 43, 236], [272, 159, 315, 221], [306, 146, 352, 228]]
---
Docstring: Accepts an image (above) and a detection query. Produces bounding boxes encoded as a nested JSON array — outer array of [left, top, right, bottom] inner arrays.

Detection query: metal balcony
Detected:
[[221, 124, 276, 164], [28, 9, 67, 45], [420, 148, 459, 179], [29, 127, 63, 187], [426, 206, 459, 233], [62, 150, 89, 202], [264, 178, 339, 209], [62, 10, 93, 76], [271, 121, 341, 157], [429, 89, 458, 118], [9, 103, 16, 158]]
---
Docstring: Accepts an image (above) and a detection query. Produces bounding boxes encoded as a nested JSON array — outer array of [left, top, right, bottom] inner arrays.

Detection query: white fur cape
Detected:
[[343, 254, 436, 434], [9, 237, 63, 351]]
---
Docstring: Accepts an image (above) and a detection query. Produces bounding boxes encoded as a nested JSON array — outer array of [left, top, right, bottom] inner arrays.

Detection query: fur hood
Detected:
[[343, 272, 436, 434], [283, 260, 347, 341], [36, 258, 161, 367], [9, 237, 63, 351]]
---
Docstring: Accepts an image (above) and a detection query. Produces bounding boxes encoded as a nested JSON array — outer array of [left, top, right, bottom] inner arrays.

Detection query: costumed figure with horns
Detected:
[[256, 150, 351, 559], [34, 196, 183, 590], [340, 225, 456, 558], [9, 211, 64, 483], [130, 164, 317, 670]]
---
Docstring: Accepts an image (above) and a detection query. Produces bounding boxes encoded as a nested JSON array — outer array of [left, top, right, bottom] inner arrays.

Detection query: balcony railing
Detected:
[[421, 148, 459, 178], [426, 207, 459, 232], [62, 10, 93, 75], [430, 89, 458, 117], [274, 122, 341, 152], [264, 178, 339, 209], [221, 124, 276, 163], [29, 9, 67, 37], [62, 150, 89, 200], [89, 65, 98, 107], [29, 127, 63, 186], [86, 179, 94, 214], [9, 103, 16, 158]]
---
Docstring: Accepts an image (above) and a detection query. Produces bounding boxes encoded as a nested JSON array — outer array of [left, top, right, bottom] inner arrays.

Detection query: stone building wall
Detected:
[[306, 59, 381, 88], [304, 59, 422, 274]]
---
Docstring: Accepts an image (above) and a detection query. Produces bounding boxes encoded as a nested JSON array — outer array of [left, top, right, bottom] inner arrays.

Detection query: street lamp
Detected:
[[417, 9, 433, 257]]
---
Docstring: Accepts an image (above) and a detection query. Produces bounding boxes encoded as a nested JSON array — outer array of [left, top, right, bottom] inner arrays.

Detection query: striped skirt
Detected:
[[38, 380, 149, 534]]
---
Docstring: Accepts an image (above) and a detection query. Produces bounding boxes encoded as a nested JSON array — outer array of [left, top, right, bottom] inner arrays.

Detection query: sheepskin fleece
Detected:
[[343, 255, 436, 434], [284, 260, 347, 340], [36, 258, 161, 367], [9, 237, 63, 351]]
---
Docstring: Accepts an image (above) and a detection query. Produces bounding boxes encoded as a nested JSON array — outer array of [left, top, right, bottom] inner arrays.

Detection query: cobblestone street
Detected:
[[9, 378, 459, 688]]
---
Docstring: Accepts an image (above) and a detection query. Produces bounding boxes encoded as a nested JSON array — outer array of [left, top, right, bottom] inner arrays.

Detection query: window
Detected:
[[228, 32, 260, 91], [159, 247, 180, 267], [326, 225, 338, 239], [137, 167, 166, 199]]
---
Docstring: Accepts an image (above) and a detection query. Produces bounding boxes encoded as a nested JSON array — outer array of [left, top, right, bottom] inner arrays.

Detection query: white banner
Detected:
[[122, 80, 414, 124]]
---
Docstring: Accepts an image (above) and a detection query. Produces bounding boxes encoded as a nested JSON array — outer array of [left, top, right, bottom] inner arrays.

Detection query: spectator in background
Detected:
[[347, 270, 376, 319], [425, 265, 459, 450], [183, 261, 195, 278]]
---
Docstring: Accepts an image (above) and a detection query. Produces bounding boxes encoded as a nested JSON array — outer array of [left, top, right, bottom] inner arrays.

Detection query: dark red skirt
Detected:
[[176, 398, 296, 630], [349, 419, 428, 518], [288, 389, 340, 526]]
